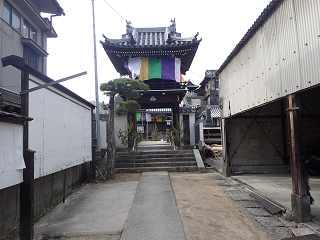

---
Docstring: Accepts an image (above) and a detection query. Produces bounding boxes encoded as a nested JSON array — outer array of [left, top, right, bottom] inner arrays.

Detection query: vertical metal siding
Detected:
[[234, 55, 245, 113], [220, 0, 320, 118], [239, 41, 255, 111], [262, 13, 283, 101], [276, 0, 302, 95], [251, 28, 267, 106], [294, 0, 320, 89], [220, 69, 229, 117], [229, 59, 240, 115]]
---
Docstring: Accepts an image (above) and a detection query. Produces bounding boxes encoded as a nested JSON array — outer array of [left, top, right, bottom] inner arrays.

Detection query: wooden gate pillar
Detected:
[[221, 118, 231, 177], [172, 102, 179, 128], [287, 94, 311, 222]]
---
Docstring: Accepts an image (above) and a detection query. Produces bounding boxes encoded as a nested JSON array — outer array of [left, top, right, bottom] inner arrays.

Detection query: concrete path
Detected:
[[233, 173, 320, 224], [121, 172, 186, 240], [34, 172, 185, 239], [34, 181, 139, 239]]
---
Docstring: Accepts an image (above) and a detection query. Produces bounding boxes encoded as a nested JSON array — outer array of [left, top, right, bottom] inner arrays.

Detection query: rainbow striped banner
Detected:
[[124, 56, 184, 83]]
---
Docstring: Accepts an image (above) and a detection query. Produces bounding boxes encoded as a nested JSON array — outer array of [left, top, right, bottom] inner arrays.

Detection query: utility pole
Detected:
[[91, 0, 101, 151]]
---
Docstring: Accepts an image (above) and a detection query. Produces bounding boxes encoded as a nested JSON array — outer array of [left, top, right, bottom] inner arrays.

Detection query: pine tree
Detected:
[[100, 78, 148, 179]]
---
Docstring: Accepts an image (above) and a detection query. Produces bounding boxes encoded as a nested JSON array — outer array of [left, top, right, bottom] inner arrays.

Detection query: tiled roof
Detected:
[[145, 105, 197, 114], [200, 105, 221, 118], [0, 110, 33, 121], [102, 19, 201, 49], [100, 20, 201, 76]]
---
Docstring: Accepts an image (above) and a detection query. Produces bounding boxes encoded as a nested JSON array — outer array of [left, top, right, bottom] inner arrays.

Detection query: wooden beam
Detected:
[[20, 70, 35, 240], [287, 94, 307, 196]]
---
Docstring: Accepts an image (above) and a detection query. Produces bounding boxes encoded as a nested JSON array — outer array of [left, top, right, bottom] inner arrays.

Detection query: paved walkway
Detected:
[[34, 172, 185, 239], [121, 172, 185, 240], [34, 181, 139, 238]]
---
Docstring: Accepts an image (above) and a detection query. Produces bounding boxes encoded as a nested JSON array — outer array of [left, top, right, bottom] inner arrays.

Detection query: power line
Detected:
[[102, 0, 126, 22]]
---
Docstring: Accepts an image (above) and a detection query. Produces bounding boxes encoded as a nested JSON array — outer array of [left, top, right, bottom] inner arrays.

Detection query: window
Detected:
[[3, 1, 37, 42], [12, 8, 20, 32], [3, 1, 21, 32], [30, 27, 36, 41], [22, 20, 36, 41], [23, 46, 39, 70], [3, 1, 11, 24], [23, 21, 30, 38]]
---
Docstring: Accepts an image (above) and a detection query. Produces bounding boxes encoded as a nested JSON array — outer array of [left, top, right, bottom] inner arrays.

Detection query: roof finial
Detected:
[[126, 20, 133, 34], [170, 18, 176, 27]]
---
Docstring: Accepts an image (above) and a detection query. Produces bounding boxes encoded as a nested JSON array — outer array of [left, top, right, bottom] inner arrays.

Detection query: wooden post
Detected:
[[20, 70, 35, 240], [287, 94, 311, 222], [281, 99, 288, 164], [20, 149, 35, 240], [222, 118, 231, 177], [172, 102, 179, 129]]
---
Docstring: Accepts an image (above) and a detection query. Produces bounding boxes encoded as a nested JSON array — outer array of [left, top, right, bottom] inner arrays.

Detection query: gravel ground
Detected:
[[169, 172, 276, 240]]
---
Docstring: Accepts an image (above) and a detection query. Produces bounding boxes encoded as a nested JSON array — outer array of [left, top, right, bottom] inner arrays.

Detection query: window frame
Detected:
[[2, 1, 37, 43], [12, 7, 21, 32], [3, 1, 12, 25], [23, 20, 30, 38]]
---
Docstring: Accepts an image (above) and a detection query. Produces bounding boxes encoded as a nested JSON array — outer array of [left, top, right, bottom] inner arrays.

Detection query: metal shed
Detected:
[[218, 0, 320, 222]]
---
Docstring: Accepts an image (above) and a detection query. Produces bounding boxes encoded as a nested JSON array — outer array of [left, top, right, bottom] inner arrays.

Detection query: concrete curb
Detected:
[[193, 149, 205, 173]]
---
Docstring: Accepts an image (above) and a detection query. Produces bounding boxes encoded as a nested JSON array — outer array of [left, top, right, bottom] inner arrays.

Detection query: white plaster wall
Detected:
[[114, 115, 127, 148], [189, 113, 195, 145], [179, 113, 196, 146], [0, 123, 24, 189], [100, 120, 107, 149], [28, 75, 92, 179]]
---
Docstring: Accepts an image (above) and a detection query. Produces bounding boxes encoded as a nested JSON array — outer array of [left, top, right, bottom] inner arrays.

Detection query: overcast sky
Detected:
[[46, 0, 271, 103]]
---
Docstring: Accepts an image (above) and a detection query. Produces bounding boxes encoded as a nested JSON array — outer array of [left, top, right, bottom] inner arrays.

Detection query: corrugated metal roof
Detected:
[[217, 0, 282, 74]]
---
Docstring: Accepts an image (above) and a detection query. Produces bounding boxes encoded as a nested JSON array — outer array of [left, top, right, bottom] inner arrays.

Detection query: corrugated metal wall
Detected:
[[220, 0, 320, 118]]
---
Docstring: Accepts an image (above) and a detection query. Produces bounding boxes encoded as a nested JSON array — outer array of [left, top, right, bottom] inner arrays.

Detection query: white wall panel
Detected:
[[0, 123, 24, 189], [114, 115, 127, 148], [28, 75, 92, 179]]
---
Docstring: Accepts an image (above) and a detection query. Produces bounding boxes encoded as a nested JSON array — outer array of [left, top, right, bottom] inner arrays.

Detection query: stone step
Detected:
[[116, 166, 199, 173], [116, 152, 194, 158], [116, 161, 197, 168], [116, 156, 196, 163], [116, 151, 194, 155]]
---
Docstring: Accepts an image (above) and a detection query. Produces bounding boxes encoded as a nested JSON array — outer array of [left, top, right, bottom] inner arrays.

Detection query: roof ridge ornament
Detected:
[[126, 20, 133, 34], [170, 18, 176, 34], [166, 33, 173, 45]]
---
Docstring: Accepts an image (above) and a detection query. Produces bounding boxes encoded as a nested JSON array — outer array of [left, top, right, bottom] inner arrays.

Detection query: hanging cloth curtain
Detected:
[[124, 56, 184, 83]]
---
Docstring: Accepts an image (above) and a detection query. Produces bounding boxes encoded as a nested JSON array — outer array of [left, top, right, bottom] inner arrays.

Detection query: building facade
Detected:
[[0, 1, 95, 238], [101, 19, 201, 146]]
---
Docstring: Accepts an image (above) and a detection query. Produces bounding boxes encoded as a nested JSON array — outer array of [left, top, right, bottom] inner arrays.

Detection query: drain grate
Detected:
[[249, 192, 283, 215], [282, 234, 320, 240]]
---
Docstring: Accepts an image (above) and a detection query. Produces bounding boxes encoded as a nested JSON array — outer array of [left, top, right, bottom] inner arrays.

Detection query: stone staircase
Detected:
[[115, 149, 199, 173]]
